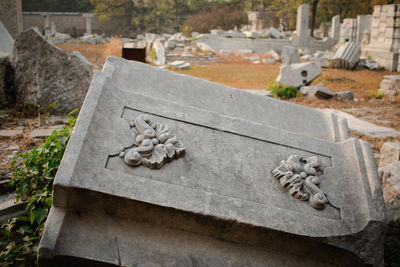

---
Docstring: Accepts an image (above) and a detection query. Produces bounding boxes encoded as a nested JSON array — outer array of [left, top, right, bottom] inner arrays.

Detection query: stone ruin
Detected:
[[0, 28, 93, 112], [37, 57, 386, 266]]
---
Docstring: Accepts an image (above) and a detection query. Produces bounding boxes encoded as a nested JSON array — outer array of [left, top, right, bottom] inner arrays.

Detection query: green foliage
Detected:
[[267, 82, 299, 99], [149, 47, 157, 61], [367, 89, 384, 99], [0, 110, 77, 265]]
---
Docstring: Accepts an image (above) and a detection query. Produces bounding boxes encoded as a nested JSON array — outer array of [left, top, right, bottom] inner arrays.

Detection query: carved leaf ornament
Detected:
[[119, 114, 186, 169], [272, 155, 328, 210]]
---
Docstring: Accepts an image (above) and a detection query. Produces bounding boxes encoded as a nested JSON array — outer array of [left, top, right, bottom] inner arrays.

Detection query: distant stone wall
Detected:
[[364, 4, 400, 71], [0, 0, 23, 38], [198, 36, 334, 54], [23, 12, 129, 36]]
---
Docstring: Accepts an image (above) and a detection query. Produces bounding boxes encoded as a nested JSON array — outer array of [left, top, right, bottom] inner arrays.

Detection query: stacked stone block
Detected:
[[340, 18, 357, 43], [364, 4, 400, 71]]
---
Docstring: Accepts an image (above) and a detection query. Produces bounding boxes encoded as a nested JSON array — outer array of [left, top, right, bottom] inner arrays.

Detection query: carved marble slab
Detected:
[[38, 58, 385, 266]]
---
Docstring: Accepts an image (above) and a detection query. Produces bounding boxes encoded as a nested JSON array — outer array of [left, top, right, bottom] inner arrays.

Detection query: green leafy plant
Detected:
[[267, 82, 299, 99], [0, 109, 77, 266], [149, 47, 157, 61], [367, 89, 384, 100]]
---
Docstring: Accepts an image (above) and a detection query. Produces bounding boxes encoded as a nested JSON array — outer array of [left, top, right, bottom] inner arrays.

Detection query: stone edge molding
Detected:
[[119, 114, 186, 169], [272, 155, 328, 210]]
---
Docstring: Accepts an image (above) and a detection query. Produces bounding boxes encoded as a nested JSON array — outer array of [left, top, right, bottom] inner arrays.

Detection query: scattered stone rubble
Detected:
[[332, 42, 361, 69], [379, 75, 400, 96], [378, 142, 400, 222], [277, 61, 321, 88]]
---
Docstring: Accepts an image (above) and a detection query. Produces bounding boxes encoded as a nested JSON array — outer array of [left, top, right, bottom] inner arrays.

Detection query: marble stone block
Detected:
[[277, 61, 322, 88], [38, 57, 385, 266]]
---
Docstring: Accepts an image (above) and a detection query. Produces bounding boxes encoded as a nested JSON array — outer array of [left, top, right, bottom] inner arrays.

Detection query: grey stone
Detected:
[[153, 41, 166, 66], [324, 109, 400, 138], [195, 42, 214, 53], [80, 33, 102, 44], [167, 60, 190, 69], [277, 62, 322, 88], [379, 75, 400, 96], [264, 49, 280, 61], [379, 142, 400, 168], [47, 32, 71, 45], [332, 42, 361, 69], [210, 29, 223, 35], [300, 85, 334, 99], [330, 15, 341, 44], [12, 29, 93, 113], [379, 162, 400, 204], [29, 125, 65, 138], [282, 46, 300, 65], [39, 57, 385, 266], [260, 27, 283, 39], [366, 60, 379, 70], [335, 91, 354, 101], [0, 19, 13, 54], [164, 40, 176, 50], [237, 49, 253, 56], [224, 30, 245, 38], [295, 4, 310, 46], [0, 127, 23, 137], [262, 58, 276, 64], [71, 51, 92, 66], [356, 15, 372, 45]]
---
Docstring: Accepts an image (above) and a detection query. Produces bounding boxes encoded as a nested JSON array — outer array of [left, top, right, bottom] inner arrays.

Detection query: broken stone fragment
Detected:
[[277, 61, 322, 88], [379, 142, 400, 168], [379, 75, 400, 96], [12, 28, 93, 113], [300, 85, 334, 99], [281, 46, 300, 65], [335, 91, 354, 101]]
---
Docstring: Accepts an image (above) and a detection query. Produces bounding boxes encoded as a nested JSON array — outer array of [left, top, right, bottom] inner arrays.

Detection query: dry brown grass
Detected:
[[172, 62, 400, 154], [174, 62, 394, 98], [174, 62, 280, 89], [57, 37, 122, 66]]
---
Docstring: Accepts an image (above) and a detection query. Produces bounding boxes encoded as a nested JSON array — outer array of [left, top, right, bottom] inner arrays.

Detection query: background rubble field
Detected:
[[56, 37, 122, 66]]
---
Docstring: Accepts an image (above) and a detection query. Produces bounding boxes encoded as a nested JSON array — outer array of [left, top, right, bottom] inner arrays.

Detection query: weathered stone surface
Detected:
[[282, 46, 300, 65], [262, 58, 276, 64], [0, 20, 13, 54], [295, 4, 310, 46], [332, 42, 361, 69], [167, 60, 190, 69], [153, 41, 166, 66], [335, 91, 354, 101], [379, 75, 400, 96], [324, 109, 400, 138], [12, 29, 93, 113], [29, 125, 65, 138], [379, 162, 400, 208], [300, 85, 334, 99], [379, 142, 400, 168], [277, 62, 322, 88], [330, 15, 341, 44], [0, 0, 22, 39], [39, 57, 385, 266]]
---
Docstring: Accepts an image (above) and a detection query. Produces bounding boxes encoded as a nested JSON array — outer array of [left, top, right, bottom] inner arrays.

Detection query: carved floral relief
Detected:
[[272, 155, 328, 210], [119, 114, 186, 169]]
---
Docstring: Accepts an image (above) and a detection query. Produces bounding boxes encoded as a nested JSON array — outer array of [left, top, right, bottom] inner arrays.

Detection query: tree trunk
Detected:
[[310, 0, 319, 38]]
